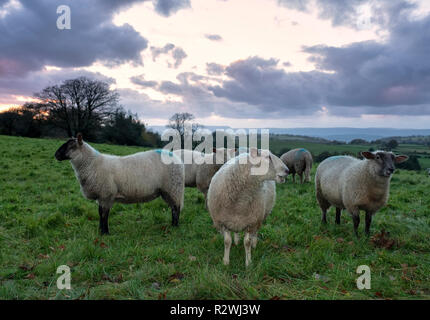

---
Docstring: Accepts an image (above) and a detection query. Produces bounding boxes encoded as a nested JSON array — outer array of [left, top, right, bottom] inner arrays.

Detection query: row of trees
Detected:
[[0, 77, 161, 147]]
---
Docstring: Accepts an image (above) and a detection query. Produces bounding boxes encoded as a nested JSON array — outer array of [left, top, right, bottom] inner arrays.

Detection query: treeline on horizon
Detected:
[[0, 77, 162, 147], [0, 77, 426, 171]]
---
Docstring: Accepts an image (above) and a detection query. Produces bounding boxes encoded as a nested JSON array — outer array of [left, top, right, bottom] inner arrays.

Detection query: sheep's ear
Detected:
[[250, 147, 259, 158], [361, 151, 375, 160], [395, 155, 408, 164], [77, 133, 83, 146]]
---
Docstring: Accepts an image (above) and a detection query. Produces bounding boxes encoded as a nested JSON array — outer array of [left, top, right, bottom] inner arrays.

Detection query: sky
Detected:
[[1, 0, 430, 128]]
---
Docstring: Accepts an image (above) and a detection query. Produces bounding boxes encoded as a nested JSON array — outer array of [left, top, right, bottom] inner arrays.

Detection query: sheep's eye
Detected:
[[376, 155, 380, 160]]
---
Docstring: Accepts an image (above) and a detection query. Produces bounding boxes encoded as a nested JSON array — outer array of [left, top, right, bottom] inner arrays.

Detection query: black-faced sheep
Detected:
[[207, 148, 289, 266], [315, 151, 408, 237], [280, 148, 313, 184], [55, 134, 185, 234]]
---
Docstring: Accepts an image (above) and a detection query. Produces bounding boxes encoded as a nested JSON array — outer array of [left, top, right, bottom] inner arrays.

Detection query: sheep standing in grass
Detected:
[[55, 134, 185, 234], [173, 148, 235, 203], [280, 148, 313, 184], [207, 148, 289, 267], [315, 151, 408, 237]]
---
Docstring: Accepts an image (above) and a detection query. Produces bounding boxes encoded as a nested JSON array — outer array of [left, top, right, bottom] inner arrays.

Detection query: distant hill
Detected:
[[149, 125, 430, 142]]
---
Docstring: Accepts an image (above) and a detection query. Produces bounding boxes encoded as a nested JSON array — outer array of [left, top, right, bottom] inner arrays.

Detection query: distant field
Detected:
[[1, 135, 430, 299], [270, 138, 430, 169]]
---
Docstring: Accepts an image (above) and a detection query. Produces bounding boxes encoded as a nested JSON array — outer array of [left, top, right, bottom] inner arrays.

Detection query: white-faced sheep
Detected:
[[315, 151, 408, 237], [280, 148, 313, 184], [173, 148, 236, 203], [54, 134, 185, 234], [207, 148, 289, 266]]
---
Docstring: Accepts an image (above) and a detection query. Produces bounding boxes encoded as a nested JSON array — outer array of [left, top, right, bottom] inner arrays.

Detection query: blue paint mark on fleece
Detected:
[[155, 149, 173, 156], [294, 148, 308, 160]]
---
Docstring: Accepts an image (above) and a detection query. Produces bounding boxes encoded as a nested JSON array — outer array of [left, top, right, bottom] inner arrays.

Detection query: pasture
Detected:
[[0, 135, 429, 299]]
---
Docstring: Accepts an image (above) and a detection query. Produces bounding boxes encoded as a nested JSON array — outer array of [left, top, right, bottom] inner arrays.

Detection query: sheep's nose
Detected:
[[387, 167, 395, 174]]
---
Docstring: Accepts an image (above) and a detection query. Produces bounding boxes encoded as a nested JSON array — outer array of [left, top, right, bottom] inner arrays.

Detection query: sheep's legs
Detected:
[[321, 208, 327, 224], [251, 233, 258, 249], [352, 213, 360, 237], [244, 232, 252, 267], [299, 174, 303, 184], [160, 191, 180, 226], [335, 208, 342, 224], [171, 206, 180, 227], [98, 205, 110, 235], [223, 231, 232, 265], [234, 233, 240, 245], [365, 211, 373, 236]]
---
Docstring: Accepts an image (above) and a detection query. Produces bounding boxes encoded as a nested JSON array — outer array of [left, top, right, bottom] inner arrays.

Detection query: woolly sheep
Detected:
[[280, 148, 313, 184], [315, 151, 408, 236], [54, 134, 185, 234], [207, 148, 289, 266], [173, 148, 235, 204]]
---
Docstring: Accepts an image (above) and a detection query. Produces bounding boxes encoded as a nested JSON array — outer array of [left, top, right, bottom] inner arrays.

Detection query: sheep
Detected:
[[207, 148, 289, 266], [427, 168, 430, 176], [173, 148, 235, 204], [280, 148, 313, 184], [315, 151, 408, 237], [54, 133, 185, 235]]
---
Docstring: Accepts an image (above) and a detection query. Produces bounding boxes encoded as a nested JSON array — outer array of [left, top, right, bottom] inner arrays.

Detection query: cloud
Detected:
[[0, 0, 149, 78], [278, 0, 417, 29], [206, 63, 225, 75], [205, 34, 223, 41], [0, 67, 115, 105], [153, 0, 190, 17], [150, 43, 187, 68], [206, 9, 430, 117], [130, 74, 158, 88]]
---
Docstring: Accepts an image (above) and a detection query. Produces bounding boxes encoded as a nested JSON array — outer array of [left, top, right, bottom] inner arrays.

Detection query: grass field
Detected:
[[1, 135, 430, 299], [269, 137, 430, 168]]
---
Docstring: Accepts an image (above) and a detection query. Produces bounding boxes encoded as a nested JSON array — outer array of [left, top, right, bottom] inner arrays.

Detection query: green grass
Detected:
[[1, 135, 430, 299], [269, 138, 430, 168]]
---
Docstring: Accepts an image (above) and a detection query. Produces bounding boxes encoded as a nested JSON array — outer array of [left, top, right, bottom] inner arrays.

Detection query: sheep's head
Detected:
[[249, 148, 289, 183], [55, 133, 83, 161], [361, 151, 408, 177]]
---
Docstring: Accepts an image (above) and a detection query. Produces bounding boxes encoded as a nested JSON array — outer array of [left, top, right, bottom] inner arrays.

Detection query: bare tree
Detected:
[[167, 112, 202, 147], [34, 77, 119, 137]]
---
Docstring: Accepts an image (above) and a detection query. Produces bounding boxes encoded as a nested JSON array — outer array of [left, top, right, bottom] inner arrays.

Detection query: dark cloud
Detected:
[[150, 43, 187, 68], [130, 74, 158, 88], [278, 0, 417, 29], [206, 10, 430, 117], [153, 0, 190, 17], [206, 63, 225, 75], [0, 68, 115, 105], [0, 0, 148, 78], [205, 34, 223, 41], [0, 0, 192, 80]]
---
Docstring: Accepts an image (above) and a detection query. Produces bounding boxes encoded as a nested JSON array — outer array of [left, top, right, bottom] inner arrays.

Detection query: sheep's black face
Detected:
[[375, 152, 396, 177], [55, 139, 78, 161]]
